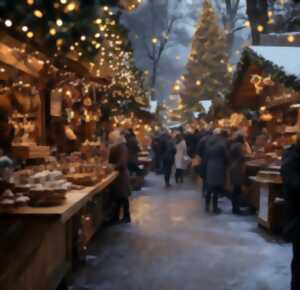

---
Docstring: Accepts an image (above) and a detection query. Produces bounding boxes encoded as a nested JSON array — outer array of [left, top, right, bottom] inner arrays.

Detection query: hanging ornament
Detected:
[[250, 74, 274, 94]]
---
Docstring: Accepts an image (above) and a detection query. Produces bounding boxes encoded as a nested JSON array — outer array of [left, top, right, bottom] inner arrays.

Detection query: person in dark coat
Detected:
[[195, 130, 212, 196], [204, 129, 228, 214], [161, 133, 176, 187], [281, 133, 300, 290], [152, 134, 162, 174], [229, 135, 246, 214], [109, 130, 131, 223], [125, 129, 141, 176]]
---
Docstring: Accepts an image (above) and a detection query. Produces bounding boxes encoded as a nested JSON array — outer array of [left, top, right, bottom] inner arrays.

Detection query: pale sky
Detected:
[[121, 0, 250, 101]]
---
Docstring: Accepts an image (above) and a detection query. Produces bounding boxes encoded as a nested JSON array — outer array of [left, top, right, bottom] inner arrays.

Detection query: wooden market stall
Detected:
[[0, 171, 118, 290], [0, 32, 121, 290], [229, 46, 300, 232]]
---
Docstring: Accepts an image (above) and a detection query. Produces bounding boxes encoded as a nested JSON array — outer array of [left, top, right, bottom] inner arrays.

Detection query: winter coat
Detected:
[[281, 144, 300, 220], [126, 135, 140, 165], [205, 135, 228, 187], [229, 141, 246, 187], [175, 140, 188, 169], [109, 143, 131, 198], [162, 139, 176, 166]]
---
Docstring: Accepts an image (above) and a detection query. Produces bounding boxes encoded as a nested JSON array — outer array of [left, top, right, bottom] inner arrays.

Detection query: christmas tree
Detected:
[[181, 0, 232, 113]]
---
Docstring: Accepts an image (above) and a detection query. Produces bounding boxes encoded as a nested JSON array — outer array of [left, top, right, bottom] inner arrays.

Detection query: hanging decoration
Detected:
[[250, 74, 274, 94]]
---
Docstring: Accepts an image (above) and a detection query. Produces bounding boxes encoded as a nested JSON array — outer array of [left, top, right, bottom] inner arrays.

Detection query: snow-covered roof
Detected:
[[250, 46, 300, 79]]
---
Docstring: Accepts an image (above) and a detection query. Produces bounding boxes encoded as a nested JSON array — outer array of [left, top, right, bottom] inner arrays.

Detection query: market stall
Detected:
[[228, 45, 300, 232], [0, 2, 149, 290]]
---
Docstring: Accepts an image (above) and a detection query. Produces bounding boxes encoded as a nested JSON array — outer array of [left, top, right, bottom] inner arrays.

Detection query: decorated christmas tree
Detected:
[[181, 0, 232, 113]]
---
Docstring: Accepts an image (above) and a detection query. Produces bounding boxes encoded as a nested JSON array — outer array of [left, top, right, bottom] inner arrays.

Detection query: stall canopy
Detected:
[[229, 46, 300, 110]]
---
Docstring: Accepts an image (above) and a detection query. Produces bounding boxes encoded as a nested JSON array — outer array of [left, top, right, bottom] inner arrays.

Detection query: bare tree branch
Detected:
[[141, 35, 155, 61]]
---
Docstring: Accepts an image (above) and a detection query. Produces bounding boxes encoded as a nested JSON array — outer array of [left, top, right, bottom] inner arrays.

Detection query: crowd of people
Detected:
[[151, 127, 250, 215]]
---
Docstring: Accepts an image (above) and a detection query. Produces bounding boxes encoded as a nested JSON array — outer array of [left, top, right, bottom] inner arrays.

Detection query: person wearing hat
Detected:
[[108, 130, 131, 223], [281, 133, 300, 290]]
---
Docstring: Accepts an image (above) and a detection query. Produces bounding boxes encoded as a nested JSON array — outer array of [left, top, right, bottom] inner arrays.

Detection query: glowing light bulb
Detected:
[[152, 37, 158, 44], [27, 31, 34, 38], [4, 19, 13, 27], [81, 35, 86, 41], [66, 2, 76, 12], [49, 28, 57, 36], [288, 35, 295, 43], [174, 84, 181, 91], [244, 20, 251, 28], [22, 26, 28, 32], [56, 19, 63, 27], [257, 25, 264, 32], [34, 10, 43, 18]]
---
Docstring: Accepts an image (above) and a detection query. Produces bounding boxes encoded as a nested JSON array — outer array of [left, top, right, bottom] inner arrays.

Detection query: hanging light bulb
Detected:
[[4, 19, 13, 27], [152, 37, 158, 44], [34, 10, 43, 18], [288, 35, 295, 43], [49, 28, 57, 36], [27, 31, 34, 38], [65, 2, 77, 12], [244, 20, 251, 28], [56, 19, 63, 27], [22, 26, 28, 32], [257, 25, 264, 32]]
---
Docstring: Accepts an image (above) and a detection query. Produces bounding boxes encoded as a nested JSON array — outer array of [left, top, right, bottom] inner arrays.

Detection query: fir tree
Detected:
[[181, 0, 232, 113]]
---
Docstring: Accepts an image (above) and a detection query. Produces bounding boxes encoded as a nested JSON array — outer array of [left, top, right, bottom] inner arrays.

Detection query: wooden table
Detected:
[[0, 171, 118, 290]]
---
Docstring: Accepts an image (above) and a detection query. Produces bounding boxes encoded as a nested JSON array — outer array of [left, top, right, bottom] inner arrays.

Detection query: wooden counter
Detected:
[[250, 176, 284, 232], [3, 171, 118, 223], [0, 171, 118, 290]]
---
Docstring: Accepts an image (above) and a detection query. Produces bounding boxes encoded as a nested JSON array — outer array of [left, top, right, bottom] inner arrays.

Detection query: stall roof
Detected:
[[229, 46, 300, 109], [251, 46, 300, 79]]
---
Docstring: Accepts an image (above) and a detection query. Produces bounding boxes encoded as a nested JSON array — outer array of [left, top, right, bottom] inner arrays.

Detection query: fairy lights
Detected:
[[4, 19, 13, 27]]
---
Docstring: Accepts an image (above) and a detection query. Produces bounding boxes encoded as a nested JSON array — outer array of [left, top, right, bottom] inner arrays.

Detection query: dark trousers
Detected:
[[202, 178, 207, 198], [164, 164, 173, 186], [292, 238, 300, 290], [114, 197, 130, 221], [232, 185, 241, 213], [154, 154, 162, 173], [175, 169, 184, 183], [206, 186, 221, 212]]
